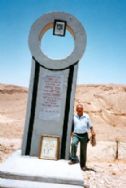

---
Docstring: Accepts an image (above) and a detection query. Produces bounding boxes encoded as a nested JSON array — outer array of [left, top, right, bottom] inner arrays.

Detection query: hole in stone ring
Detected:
[[41, 28, 74, 60]]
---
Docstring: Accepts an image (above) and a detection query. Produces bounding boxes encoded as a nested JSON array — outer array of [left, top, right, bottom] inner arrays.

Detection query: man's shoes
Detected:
[[81, 166, 89, 171], [81, 166, 96, 172], [68, 160, 78, 165]]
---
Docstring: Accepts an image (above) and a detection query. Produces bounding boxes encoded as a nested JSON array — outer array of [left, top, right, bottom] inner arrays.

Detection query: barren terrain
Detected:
[[0, 84, 27, 162], [75, 84, 126, 142], [0, 83, 126, 187]]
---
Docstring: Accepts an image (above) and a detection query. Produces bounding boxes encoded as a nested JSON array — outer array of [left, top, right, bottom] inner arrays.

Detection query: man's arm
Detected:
[[90, 127, 96, 146], [87, 114, 96, 136], [90, 127, 96, 136]]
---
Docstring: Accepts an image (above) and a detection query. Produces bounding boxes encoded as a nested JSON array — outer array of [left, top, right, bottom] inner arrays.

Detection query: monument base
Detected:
[[0, 150, 84, 188]]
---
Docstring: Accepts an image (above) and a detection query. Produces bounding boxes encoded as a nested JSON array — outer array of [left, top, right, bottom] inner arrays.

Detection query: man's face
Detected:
[[76, 105, 84, 116]]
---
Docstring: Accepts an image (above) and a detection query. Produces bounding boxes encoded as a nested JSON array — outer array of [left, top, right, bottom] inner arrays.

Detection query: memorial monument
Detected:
[[0, 12, 87, 187], [22, 12, 87, 160]]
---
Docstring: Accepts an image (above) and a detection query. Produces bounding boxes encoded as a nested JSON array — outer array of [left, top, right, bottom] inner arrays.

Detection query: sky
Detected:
[[0, 0, 126, 87]]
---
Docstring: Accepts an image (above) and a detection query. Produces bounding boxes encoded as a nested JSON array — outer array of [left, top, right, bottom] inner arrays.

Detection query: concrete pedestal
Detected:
[[0, 150, 84, 188]]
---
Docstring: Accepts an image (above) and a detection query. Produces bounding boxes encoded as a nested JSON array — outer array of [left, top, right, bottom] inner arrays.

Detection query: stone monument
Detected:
[[22, 12, 87, 160], [0, 12, 87, 187]]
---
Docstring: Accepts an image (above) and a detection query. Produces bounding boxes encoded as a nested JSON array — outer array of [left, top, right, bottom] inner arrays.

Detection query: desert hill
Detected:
[[0, 84, 27, 139]]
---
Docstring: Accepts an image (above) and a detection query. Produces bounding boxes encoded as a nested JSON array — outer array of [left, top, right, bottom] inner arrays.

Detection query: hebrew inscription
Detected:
[[39, 71, 64, 120]]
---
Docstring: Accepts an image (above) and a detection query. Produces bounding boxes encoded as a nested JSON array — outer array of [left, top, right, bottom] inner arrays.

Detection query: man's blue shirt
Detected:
[[73, 113, 92, 134]]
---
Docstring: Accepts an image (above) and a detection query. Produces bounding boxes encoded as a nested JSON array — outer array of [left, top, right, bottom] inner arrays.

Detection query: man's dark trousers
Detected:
[[70, 133, 89, 168]]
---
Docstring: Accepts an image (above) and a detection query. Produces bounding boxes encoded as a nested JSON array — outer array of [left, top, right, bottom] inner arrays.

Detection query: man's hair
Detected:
[[76, 103, 83, 110]]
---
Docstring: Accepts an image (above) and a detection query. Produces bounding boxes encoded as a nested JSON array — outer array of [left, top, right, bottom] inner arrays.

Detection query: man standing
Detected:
[[69, 104, 96, 171]]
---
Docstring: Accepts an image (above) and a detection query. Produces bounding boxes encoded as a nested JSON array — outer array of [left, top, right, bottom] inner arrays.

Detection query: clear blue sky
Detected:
[[0, 0, 126, 87]]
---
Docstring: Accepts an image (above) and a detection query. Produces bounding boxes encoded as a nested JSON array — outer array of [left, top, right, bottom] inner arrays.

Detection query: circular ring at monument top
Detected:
[[28, 12, 87, 70]]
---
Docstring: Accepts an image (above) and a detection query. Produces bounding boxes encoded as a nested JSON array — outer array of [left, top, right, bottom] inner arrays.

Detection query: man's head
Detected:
[[76, 104, 84, 117]]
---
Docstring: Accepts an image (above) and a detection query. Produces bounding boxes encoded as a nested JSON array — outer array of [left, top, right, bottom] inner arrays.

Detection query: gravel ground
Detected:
[[83, 161, 126, 188]]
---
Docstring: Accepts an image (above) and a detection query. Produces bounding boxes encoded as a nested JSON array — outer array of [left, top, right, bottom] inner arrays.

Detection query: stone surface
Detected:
[[118, 142, 126, 160], [0, 150, 84, 187], [0, 178, 83, 188]]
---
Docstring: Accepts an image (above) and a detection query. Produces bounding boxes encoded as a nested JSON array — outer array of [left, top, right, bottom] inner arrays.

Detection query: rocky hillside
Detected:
[[0, 84, 27, 139], [75, 84, 126, 142]]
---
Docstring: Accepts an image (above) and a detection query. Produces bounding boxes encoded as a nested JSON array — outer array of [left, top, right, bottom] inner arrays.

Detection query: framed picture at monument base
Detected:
[[39, 135, 60, 160]]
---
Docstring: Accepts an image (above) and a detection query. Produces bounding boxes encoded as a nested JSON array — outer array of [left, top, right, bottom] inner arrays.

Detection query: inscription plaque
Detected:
[[39, 72, 64, 120]]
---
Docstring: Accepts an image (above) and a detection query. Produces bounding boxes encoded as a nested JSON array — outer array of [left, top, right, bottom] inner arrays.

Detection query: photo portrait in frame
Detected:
[[39, 135, 60, 160], [53, 19, 67, 36]]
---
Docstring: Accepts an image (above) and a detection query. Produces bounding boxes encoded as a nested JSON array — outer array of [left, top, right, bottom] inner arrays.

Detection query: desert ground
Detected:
[[0, 83, 126, 187]]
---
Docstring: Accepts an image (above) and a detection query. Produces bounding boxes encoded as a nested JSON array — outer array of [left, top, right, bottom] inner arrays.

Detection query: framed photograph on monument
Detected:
[[39, 135, 60, 160], [53, 19, 67, 36]]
